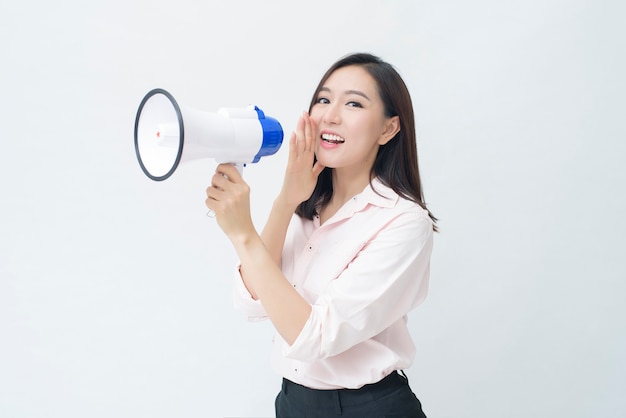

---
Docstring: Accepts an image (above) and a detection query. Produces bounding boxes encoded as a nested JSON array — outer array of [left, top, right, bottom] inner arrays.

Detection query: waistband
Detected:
[[281, 371, 408, 408]]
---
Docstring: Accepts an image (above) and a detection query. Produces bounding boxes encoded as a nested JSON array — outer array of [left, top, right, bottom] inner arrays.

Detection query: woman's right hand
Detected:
[[278, 112, 325, 208]]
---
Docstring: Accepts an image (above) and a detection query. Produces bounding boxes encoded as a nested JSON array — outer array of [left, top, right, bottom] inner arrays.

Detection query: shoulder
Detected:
[[357, 179, 433, 241], [369, 178, 432, 221]]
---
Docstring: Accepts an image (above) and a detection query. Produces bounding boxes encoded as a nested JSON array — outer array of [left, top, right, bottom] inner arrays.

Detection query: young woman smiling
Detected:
[[205, 53, 436, 417]]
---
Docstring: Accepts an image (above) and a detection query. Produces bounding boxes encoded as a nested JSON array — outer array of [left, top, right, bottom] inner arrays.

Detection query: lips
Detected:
[[321, 133, 345, 144]]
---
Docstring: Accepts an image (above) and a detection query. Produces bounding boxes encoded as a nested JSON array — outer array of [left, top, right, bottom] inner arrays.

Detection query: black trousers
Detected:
[[275, 371, 427, 417]]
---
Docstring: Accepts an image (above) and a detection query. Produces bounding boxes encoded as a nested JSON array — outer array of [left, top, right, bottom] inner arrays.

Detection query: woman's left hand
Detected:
[[205, 164, 255, 243]]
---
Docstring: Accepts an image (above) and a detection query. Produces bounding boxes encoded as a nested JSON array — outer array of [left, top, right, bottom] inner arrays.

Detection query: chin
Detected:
[[315, 155, 336, 169]]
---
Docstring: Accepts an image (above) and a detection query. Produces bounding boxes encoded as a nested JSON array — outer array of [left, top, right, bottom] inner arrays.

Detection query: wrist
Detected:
[[228, 226, 260, 251], [232, 233, 267, 269], [274, 192, 300, 213]]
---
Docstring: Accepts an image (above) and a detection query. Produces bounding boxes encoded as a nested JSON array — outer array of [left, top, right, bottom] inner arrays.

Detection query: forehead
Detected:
[[322, 65, 379, 96]]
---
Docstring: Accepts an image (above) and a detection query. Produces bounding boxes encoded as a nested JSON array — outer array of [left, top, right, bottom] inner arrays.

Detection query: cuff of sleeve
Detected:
[[232, 265, 267, 321], [282, 304, 324, 361]]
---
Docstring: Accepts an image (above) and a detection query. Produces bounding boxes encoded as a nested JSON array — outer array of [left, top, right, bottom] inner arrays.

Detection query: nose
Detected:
[[322, 102, 341, 125]]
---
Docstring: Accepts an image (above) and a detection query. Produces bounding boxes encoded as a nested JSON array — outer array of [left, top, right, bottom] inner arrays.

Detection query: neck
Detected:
[[319, 168, 372, 224], [335, 166, 372, 199], [331, 176, 370, 204]]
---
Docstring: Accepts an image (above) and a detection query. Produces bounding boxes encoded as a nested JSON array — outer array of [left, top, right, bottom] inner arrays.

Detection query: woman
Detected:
[[205, 52, 435, 417]]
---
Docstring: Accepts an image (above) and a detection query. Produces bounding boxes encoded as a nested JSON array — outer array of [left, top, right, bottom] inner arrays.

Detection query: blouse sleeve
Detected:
[[282, 210, 433, 361], [231, 214, 301, 321], [232, 265, 268, 321]]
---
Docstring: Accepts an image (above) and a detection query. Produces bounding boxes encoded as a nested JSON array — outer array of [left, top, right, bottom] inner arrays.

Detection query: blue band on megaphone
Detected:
[[253, 106, 283, 163]]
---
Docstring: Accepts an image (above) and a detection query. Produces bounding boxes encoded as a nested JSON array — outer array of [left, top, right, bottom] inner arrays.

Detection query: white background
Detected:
[[1, 1, 625, 417]]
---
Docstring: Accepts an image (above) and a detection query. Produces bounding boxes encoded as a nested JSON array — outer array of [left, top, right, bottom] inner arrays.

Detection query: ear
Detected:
[[378, 116, 400, 145]]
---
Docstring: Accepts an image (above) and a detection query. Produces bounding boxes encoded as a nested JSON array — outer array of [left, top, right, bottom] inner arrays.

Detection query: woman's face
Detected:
[[310, 65, 399, 176]]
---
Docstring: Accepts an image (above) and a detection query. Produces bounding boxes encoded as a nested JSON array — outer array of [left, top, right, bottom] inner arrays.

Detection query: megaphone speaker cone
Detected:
[[134, 89, 184, 181]]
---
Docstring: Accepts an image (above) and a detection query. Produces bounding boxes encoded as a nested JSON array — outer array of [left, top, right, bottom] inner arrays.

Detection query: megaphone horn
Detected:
[[134, 88, 284, 181]]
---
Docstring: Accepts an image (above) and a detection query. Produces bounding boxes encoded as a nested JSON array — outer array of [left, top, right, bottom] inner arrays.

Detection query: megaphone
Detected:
[[134, 88, 283, 181]]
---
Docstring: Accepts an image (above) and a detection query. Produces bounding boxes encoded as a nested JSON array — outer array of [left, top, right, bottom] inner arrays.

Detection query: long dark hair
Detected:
[[295, 53, 437, 230]]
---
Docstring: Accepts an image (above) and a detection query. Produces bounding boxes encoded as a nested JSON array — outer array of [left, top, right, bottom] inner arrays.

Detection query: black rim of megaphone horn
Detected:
[[133, 88, 184, 181]]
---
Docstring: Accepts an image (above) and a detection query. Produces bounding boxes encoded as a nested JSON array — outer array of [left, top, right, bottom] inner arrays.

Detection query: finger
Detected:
[[211, 171, 231, 191], [312, 160, 325, 178], [205, 184, 225, 201], [215, 163, 242, 183], [295, 113, 306, 154], [205, 198, 224, 217], [205, 192, 218, 211], [306, 115, 317, 153], [288, 131, 297, 157], [205, 196, 215, 209], [303, 112, 312, 152]]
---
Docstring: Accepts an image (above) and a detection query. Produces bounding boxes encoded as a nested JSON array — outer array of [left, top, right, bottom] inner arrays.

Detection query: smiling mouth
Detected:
[[321, 133, 345, 144]]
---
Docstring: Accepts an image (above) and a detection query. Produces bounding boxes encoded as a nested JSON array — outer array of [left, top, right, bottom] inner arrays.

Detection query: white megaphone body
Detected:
[[134, 88, 283, 181]]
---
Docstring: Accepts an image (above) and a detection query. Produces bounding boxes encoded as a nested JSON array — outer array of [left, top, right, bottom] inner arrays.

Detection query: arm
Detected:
[[256, 195, 297, 272], [231, 232, 311, 344], [237, 196, 294, 302], [206, 112, 324, 343], [258, 112, 325, 266]]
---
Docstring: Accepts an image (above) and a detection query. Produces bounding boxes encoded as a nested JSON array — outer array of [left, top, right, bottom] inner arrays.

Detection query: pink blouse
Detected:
[[233, 178, 433, 389]]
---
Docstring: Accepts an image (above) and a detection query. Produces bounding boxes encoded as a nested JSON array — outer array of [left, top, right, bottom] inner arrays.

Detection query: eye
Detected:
[[346, 101, 363, 108], [315, 97, 330, 105]]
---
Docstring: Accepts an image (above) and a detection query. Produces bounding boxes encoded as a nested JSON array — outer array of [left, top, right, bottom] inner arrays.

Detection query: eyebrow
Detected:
[[319, 86, 372, 101]]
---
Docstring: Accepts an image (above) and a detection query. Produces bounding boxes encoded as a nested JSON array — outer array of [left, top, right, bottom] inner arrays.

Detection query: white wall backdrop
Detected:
[[1, 1, 624, 417]]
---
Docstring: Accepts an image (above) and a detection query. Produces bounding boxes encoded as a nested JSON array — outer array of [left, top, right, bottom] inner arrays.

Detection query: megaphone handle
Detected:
[[233, 163, 245, 175], [206, 162, 245, 218]]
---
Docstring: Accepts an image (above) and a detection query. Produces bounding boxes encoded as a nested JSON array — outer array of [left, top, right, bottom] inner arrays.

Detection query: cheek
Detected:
[[308, 110, 322, 125]]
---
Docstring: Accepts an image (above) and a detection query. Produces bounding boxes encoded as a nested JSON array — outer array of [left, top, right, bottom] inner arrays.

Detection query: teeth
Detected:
[[321, 133, 345, 143]]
